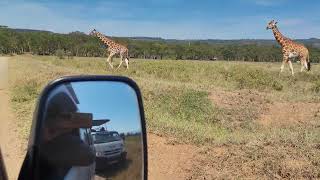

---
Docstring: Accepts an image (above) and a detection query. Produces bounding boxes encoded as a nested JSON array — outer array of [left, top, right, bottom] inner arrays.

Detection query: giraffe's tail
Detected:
[[307, 54, 311, 71]]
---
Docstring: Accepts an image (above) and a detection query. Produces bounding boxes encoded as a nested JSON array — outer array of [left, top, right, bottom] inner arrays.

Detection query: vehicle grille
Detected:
[[104, 148, 122, 156]]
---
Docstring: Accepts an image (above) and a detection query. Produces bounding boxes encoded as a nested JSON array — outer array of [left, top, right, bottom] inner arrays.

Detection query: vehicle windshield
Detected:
[[92, 132, 122, 144]]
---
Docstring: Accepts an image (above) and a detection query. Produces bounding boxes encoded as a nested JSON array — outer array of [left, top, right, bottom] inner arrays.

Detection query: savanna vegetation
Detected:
[[8, 55, 320, 179], [1, 26, 320, 62]]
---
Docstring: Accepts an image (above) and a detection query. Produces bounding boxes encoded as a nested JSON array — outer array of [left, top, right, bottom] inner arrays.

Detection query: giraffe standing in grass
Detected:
[[266, 20, 310, 76], [89, 29, 129, 70]]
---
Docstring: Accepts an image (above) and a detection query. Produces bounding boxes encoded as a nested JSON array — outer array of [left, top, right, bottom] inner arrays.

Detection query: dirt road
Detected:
[[0, 57, 24, 179], [148, 133, 200, 180]]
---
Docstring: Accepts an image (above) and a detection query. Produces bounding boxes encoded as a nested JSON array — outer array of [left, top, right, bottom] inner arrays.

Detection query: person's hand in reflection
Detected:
[[39, 91, 95, 179]]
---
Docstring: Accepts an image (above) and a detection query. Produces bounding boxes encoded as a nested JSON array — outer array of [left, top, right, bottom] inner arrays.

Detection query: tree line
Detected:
[[0, 27, 319, 62]]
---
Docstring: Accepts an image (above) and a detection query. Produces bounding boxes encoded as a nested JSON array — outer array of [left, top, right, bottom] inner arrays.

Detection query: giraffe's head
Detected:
[[89, 29, 98, 36], [266, 20, 278, 30]]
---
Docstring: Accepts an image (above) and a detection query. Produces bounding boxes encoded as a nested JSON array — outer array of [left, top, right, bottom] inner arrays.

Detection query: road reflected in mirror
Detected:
[[39, 81, 143, 180]]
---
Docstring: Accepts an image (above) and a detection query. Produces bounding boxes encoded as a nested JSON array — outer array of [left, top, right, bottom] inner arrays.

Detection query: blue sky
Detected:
[[71, 81, 142, 134], [0, 0, 319, 39]]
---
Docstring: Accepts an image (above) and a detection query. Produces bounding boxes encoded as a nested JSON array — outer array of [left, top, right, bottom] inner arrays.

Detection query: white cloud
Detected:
[[0, 1, 83, 33], [280, 18, 304, 26], [248, 0, 287, 6]]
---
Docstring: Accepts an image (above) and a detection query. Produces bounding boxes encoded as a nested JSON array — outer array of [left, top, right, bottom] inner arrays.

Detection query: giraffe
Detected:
[[266, 20, 310, 76], [89, 29, 129, 70]]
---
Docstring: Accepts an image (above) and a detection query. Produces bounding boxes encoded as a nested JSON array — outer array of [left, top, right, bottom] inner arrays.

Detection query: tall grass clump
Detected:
[[311, 80, 320, 93], [55, 49, 65, 59], [144, 87, 228, 144], [230, 66, 283, 91], [10, 78, 42, 138], [11, 78, 40, 103]]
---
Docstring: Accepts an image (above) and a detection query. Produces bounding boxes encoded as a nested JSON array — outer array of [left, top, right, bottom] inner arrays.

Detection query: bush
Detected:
[[55, 49, 65, 59], [66, 51, 73, 59], [149, 88, 219, 124], [311, 80, 320, 93], [232, 66, 283, 91], [11, 79, 39, 103]]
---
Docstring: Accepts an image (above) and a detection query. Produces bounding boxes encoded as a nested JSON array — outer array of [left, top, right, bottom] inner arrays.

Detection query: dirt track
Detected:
[[148, 133, 200, 180], [0, 57, 24, 179]]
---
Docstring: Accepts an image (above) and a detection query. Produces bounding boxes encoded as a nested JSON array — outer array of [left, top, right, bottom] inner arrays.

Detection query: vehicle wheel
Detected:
[[120, 152, 127, 162]]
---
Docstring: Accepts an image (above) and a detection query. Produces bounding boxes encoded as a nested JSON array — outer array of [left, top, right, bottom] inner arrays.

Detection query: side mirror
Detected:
[[0, 149, 8, 180], [19, 76, 147, 180]]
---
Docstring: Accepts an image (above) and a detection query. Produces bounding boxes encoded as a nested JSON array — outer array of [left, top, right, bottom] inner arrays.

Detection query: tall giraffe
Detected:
[[89, 29, 129, 70], [266, 20, 310, 76]]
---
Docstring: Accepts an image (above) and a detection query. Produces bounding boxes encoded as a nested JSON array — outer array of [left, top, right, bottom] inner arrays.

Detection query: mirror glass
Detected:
[[37, 81, 143, 180]]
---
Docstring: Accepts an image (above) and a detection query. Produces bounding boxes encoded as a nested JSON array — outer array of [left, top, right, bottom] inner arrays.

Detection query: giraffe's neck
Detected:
[[95, 32, 114, 47], [272, 26, 287, 47]]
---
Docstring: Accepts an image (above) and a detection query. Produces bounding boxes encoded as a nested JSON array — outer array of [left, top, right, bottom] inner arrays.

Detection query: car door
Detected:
[[64, 128, 95, 180]]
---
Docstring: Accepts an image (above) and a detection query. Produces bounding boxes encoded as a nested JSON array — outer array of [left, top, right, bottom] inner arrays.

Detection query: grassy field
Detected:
[[8, 55, 320, 179]]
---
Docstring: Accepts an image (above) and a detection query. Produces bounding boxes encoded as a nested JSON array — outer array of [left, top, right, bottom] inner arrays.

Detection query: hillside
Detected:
[[6, 27, 320, 47], [129, 37, 320, 47]]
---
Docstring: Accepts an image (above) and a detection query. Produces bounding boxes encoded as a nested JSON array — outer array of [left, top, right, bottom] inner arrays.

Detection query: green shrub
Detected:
[[55, 49, 65, 59], [231, 66, 283, 91], [144, 87, 228, 144], [311, 80, 320, 93], [66, 51, 73, 59], [11, 79, 39, 103]]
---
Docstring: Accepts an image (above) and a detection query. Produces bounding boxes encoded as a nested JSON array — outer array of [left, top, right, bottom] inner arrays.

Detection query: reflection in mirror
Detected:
[[38, 81, 143, 180]]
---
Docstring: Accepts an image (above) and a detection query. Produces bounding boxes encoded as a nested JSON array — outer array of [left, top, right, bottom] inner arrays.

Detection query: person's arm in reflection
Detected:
[[39, 92, 95, 180], [41, 129, 95, 166], [39, 131, 95, 180]]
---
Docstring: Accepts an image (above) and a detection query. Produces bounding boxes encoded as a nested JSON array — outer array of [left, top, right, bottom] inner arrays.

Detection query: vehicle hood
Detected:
[[94, 140, 123, 152]]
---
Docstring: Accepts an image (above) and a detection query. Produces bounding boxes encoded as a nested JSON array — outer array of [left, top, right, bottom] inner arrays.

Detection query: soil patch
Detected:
[[259, 102, 320, 127], [209, 89, 269, 129], [0, 57, 24, 179], [148, 133, 200, 180]]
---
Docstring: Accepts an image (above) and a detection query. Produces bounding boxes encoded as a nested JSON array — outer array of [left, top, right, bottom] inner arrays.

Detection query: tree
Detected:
[[0, 27, 319, 62]]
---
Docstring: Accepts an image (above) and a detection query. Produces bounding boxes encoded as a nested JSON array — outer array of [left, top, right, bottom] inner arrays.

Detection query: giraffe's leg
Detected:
[[116, 57, 124, 70], [301, 57, 308, 71], [300, 65, 304, 72], [125, 58, 129, 70], [288, 60, 294, 76], [304, 61, 308, 70], [279, 60, 286, 76], [106, 53, 115, 69], [297, 57, 303, 72], [280, 61, 285, 73], [116, 60, 123, 70], [110, 56, 115, 69]]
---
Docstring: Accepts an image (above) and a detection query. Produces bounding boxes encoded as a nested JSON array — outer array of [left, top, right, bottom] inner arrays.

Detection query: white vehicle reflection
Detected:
[[92, 130, 127, 170]]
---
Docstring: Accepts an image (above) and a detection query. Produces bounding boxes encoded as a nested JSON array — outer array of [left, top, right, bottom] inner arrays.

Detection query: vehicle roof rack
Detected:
[[92, 119, 110, 126]]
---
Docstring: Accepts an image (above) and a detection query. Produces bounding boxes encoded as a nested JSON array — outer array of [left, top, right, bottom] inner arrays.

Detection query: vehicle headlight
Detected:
[[96, 152, 103, 157]]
